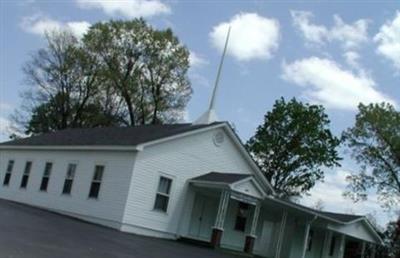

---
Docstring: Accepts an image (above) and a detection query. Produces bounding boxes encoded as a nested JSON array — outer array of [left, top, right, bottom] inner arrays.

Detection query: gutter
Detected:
[[0, 145, 142, 152]]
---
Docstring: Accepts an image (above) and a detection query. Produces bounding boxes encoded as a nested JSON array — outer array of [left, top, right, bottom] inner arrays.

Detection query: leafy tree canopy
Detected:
[[83, 19, 191, 125], [343, 103, 400, 209], [246, 98, 341, 197], [13, 19, 192, 136]]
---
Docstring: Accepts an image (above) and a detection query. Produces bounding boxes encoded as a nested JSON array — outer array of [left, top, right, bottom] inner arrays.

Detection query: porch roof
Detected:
[[190, 172, 251, 184], [275, 198, 364, 224], [318, 211, 363, 223], [189, 172, 267, 201], [266, 197, 384, 245]]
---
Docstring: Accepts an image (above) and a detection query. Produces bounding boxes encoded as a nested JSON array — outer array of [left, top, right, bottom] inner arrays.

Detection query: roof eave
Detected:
[[0, 145, 142, 152]]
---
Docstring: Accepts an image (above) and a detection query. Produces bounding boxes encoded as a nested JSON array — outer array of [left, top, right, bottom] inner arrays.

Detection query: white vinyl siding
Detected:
[[0, 149, 136, 229]]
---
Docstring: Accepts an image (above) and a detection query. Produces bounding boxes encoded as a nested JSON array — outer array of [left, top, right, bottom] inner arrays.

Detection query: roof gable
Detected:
[[231, 177, 265, 199], [190, 172, 266, 200]]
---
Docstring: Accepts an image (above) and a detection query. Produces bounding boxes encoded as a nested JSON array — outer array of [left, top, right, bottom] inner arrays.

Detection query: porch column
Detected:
[[211, 190, 230, 248], [300, 221, 311, 258], [370, 244, 376, 258], [274, 211, 288, 258], [338, 234, 346, 258], [360, 241, 366, 258], [244, 202, 261, 254]]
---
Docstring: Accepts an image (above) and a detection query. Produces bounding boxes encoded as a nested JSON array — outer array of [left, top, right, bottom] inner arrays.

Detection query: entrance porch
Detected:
[[177, 172, 382, 258]]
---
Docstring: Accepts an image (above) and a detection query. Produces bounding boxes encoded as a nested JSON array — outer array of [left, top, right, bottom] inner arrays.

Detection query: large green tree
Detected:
[[83, 19, 191, 125], [246, 98, 341, 197], [13, 19, 192, 135], [13, 30, 118, 135], [343, 103, 400, 208]]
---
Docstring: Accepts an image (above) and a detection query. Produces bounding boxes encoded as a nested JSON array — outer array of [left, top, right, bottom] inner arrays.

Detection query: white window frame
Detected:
[[153, 173, 174, 213], [3, 159, 14, 186], [39, 162, 53, 192], [88, 164, 105, 199], [62, 162, 77, 195], [20, 160, 33, 189]]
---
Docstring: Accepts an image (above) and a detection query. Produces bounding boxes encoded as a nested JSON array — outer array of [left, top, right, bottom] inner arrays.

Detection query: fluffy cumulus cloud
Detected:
[[21, 14, 91, 38], [210, 13, 280, 61], [282, 57, 396, 110], [189, 51, 208, 68], [374, 11, 400, 70], [291, 11, 369, 49], [75, 0, 170, 18]]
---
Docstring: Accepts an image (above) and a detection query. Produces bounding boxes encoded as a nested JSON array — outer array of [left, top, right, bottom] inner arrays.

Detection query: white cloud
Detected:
[[65, 22, 91, 38], [189, 51, 208, 68], [374, 11, 400, 70], [291, 10, 369, 49], [189, 72, 211, 88], [282, 57, 397, 110], [75, 0, 170, 18], [21, 14, 91, 38], [210, 13, 280, 61], [343, 51, 361, 69], [291, 11, 328, 45]]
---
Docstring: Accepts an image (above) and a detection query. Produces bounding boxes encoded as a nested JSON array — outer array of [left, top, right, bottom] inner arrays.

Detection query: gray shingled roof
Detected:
[[277, 197, 363, 223], [0, 123, 224, 147], [191, 172, 251, 184]]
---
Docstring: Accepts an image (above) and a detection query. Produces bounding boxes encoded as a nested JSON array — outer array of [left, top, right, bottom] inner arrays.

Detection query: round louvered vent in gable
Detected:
[[213, 131, 225, 147]]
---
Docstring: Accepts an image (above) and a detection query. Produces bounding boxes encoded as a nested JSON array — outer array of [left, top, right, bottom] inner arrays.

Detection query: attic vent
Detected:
[[213, 132, 225, 146]]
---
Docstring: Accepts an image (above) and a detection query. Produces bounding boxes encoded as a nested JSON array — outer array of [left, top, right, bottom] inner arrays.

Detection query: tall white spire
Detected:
[[194, 26, 231, 124]]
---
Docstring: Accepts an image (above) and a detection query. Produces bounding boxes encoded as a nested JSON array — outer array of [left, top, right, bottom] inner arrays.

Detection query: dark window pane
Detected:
[[40, 177, 49, 191], [88, 182, 101, 199], [329, 236, 336, 256], [67, 164, 76, 179], [44, 163, 52, 177], [234, 216, 247, 232], [6, 160, 14, 173], [93, 166, 104, 181], [20, 175, 29, 189], [62, 179, 73, 194], [234, 202, 250, 232], [154, 194, 169, 212], [24, 162, 32, 175], [3, 173, 11, 186], [307, 230, 314, 251], [158, 177, 172, 194]]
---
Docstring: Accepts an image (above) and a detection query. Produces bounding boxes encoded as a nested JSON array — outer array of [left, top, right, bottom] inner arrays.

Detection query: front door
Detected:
[[189, 193, 218, 241]]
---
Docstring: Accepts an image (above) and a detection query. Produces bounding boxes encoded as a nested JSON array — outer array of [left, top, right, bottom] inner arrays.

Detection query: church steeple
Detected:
[[194, 26, 231, 124]]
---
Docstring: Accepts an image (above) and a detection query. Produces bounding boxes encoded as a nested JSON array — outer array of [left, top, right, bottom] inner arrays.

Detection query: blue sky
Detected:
[[1, 0, 399, 226]]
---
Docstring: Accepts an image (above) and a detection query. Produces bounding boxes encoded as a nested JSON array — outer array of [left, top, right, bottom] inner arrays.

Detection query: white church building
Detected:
[[0, 120, 383, 258]]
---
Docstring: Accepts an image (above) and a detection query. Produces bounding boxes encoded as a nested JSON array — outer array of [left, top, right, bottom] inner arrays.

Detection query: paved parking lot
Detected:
[[0, 199, 242, 258]]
